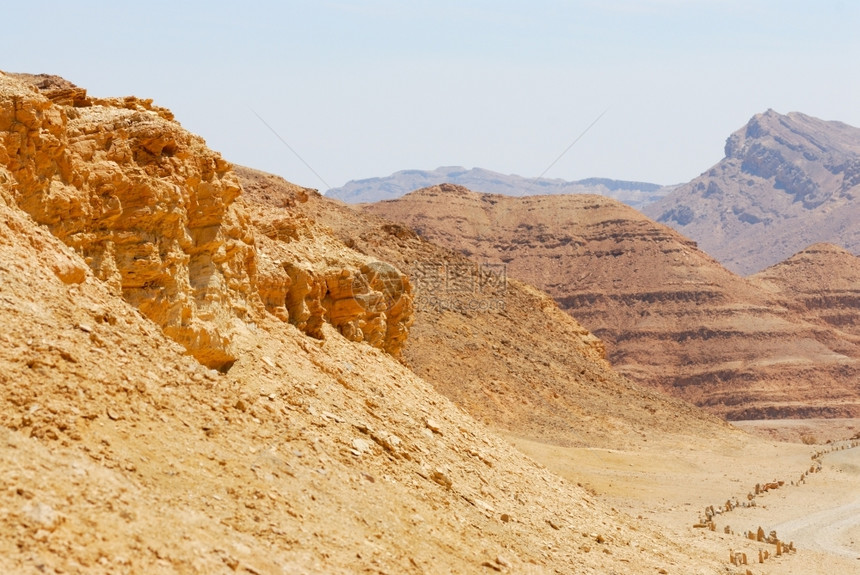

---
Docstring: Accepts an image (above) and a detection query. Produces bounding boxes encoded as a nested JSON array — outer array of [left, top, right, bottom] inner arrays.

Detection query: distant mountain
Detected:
[[327, 166, 669, 208], [365, 184, 860, 420], [643, 110, 860, 275]]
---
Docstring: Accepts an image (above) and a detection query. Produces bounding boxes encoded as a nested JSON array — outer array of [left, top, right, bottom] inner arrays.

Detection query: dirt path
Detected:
[[769, 448, 860, 561], [771, 499, 860, 559]]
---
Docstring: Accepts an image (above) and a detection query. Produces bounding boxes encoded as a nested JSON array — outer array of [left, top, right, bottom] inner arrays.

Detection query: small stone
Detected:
[[322, 411, 344, 423], [352, 438, 372, 453], [221, 555, 239, 571], [500, 513, 511, 523], [425, 418, 443, 434], [22, 501, 60, 530], [52, 255, 87, 284], [261, 356, 276, 369], [106, 407, 120, 421], [429, 469, 452, 489]]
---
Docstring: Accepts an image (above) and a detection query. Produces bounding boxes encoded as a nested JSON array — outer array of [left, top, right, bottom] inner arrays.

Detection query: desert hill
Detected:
[[0, 71, 743, 573], [749, 243, 860, 338], [365, 185, 860, 420], [644, 110, 860, 275], [326, 165, 669, 208]]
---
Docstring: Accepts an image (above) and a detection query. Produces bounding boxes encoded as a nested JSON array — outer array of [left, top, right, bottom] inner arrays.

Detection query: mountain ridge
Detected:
[[327, 165, 669, 208]]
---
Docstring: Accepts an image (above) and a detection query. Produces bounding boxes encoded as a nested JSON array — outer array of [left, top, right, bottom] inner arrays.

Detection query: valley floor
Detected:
[[505, 420, 860, 575]]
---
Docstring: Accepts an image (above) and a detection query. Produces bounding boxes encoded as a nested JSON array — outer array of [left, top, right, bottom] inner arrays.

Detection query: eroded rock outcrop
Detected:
[[236, 165, 414, 357], [0, 73, 255, 369], [0, 73, 413, 366]]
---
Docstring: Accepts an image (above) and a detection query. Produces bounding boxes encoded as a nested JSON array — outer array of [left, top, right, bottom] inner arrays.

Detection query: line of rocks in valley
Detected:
[[691, 438, 860, 571]]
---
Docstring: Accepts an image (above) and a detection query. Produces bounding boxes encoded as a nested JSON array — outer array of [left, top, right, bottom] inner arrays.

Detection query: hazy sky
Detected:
[[5, 1, 860, 190]]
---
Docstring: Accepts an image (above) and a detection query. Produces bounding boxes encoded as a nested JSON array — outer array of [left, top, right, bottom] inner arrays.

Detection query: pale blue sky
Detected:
[[5, 1, 859, 190]]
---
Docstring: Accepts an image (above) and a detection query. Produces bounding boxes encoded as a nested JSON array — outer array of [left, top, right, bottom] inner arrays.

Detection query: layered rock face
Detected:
[[366, 185, 860, 419], [750, 243, 860, 338], [236, 166, 413, 356], [0, 73, 256, 369], [644, 110, 860, 275], [0, 73, 412, 366]]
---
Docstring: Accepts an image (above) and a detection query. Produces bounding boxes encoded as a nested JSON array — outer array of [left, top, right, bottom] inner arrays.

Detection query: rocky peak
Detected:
[[752, 242, 860, 295], [644, 110, 860, 274], [750, 243, 860, 339], [722, 111, 860, 207]]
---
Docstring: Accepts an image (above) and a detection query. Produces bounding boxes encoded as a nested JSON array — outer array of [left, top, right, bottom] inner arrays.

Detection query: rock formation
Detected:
[[0, 72, 412, 369], [644, 110, 860, 274]]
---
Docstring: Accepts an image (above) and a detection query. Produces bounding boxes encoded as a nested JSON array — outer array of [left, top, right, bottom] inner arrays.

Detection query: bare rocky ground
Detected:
[[1, 72, 858, 575], [733, 418, 860, 444], [245, 167, 860, 575], [509, 430, 860, 574]]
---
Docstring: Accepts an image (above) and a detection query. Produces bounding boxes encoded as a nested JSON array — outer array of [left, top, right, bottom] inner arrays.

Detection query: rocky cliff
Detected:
[[644, 110, 860, 274], [366, 185, 860, 419], [0, 72, 412, 367]]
